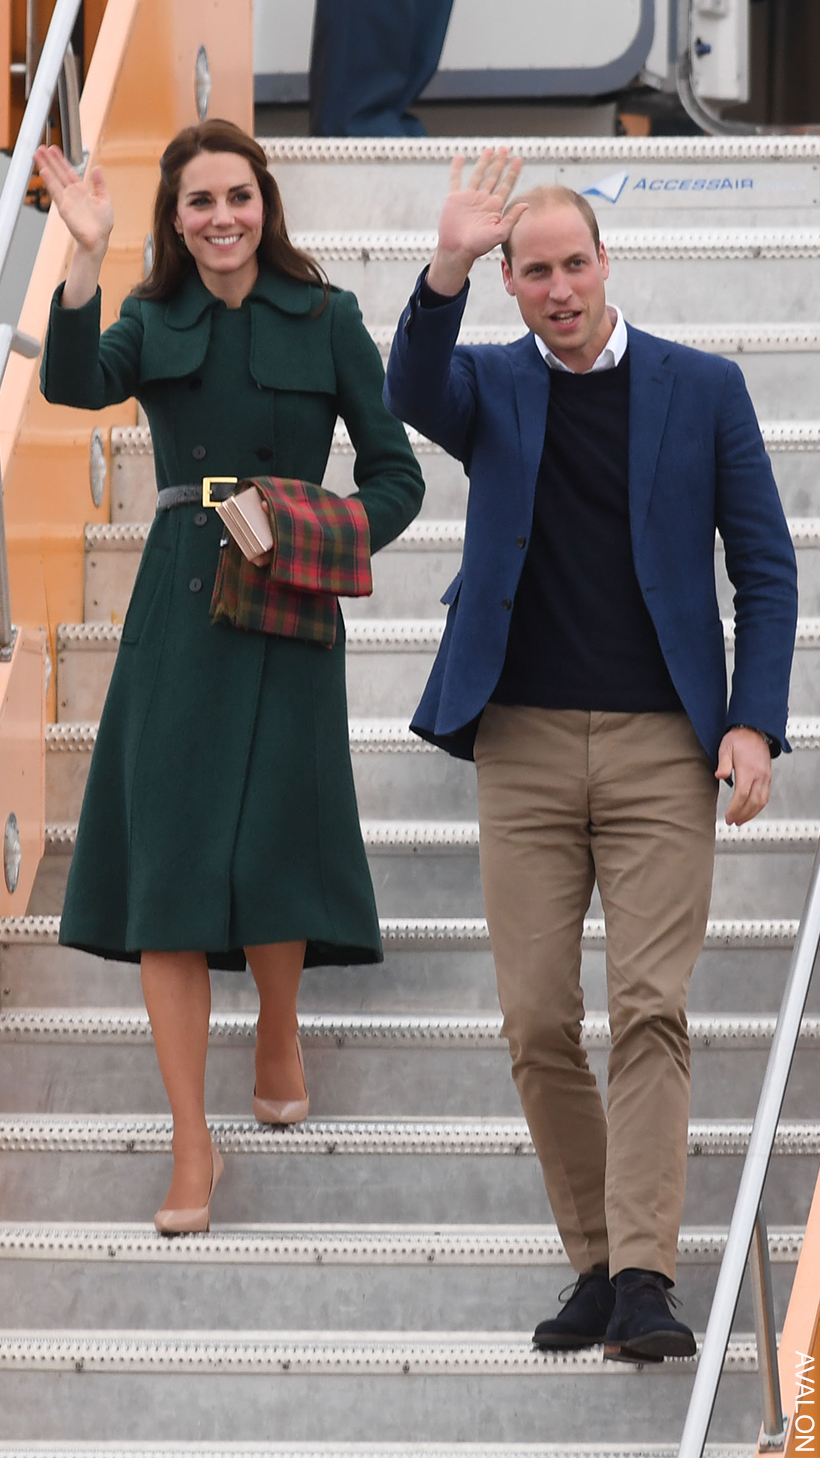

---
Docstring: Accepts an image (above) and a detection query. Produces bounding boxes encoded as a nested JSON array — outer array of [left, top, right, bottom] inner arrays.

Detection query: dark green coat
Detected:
[[41, 267, 424, 968]]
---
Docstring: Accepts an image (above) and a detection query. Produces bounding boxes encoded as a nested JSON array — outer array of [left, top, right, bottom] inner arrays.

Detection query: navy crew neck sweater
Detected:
[[492, 349, 682, 713]]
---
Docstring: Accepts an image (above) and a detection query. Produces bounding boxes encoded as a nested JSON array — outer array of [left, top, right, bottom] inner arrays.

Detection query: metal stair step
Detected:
[[264, 133, 820, 235], [282, 228, 820, 325], [0, 1221, 801, 1334], [52, 617, 820, 723], [108, 418, 820, 525], [79, 517, 820, 624], [43, 716, 820, 824], [1, 1009, 819, 1120], [82, 520, 466, 625], [0, 915, 809, 1016], [0, 1115, 816, 1227], [374, 321, 820, 421], [0, 1444, 763, 1458], [0, 1331, 762, 1445], [27, 814, 820, 922], [2, 1112, 817, 1156]]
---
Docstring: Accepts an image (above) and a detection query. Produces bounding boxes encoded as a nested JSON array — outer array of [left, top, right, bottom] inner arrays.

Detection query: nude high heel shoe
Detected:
[[154, 1143, 224, 1236], [253, 1035, 310, 1125]]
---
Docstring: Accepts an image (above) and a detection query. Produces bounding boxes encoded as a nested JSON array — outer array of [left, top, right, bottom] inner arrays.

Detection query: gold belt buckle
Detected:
[[202, 476, 237, 507]]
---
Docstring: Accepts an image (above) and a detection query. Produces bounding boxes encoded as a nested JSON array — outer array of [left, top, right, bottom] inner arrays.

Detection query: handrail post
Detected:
[[56, 42, 85, 170], [0, 481, 14, 658], [750, 1205, 787, 1450]]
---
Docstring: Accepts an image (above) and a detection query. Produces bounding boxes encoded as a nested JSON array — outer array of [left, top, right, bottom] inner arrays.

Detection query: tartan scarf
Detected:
[[209, 476, 372, 647]]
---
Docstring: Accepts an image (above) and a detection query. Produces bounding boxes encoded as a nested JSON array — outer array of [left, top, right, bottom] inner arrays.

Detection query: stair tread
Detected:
[[43, 715, 820, 751], [80, 517, 820, 551], [0, 1113, 817, 1156], [109, 419, 820, 453], [0, 1444, 760, 1457], [0, 1222, 804, 1264], [2, 1007, 819, 1049], [52, 616, 820, 648], [0, 913, 803, 949], [289, 226, 820, 262], [261, 134, 820, 161], [39, 816, 820, 851], [0, 1327, 761, 1373]]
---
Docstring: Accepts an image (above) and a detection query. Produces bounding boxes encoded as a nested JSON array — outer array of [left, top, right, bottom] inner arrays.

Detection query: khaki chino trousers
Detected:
[[474, 706, 719, 1282]]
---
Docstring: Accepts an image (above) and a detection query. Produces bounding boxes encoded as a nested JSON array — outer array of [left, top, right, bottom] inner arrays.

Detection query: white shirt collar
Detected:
[[533, 305, 627, 374]]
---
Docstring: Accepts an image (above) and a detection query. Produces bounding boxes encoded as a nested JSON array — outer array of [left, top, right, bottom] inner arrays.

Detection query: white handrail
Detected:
[[678, 841, 820, 1454], [0, 0, 84, 652]]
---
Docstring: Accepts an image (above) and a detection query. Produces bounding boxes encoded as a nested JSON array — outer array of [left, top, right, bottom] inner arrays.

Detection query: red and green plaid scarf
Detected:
[[210, 476, 372, 646]]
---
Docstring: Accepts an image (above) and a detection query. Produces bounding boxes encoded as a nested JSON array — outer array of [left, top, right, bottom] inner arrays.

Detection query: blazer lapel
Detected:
[[509, 334, 551, 510], [627, 326, 675, 554]]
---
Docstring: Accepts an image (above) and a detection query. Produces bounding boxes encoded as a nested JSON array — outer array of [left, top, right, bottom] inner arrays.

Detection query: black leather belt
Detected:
[[156, 478, 238, 512]]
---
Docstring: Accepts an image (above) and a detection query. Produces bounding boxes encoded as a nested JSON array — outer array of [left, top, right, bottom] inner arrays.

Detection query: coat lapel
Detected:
[[508, 334, 551, 510], [627, 326, 675, 554]]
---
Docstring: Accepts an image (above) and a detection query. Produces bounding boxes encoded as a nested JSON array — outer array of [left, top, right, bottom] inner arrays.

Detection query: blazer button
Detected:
[[189, 577, 203, 593], [502, 598, 512, 610], [194, 512, 208, 527], [517, 536, 526, 548], [256, 446, 273, 462], [192, 445, 206, 461]]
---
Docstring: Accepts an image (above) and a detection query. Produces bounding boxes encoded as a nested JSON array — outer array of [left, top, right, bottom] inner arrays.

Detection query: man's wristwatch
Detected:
[[731, 723, 775, 748]]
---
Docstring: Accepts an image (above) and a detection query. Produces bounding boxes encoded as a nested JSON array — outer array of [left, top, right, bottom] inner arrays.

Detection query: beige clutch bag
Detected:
[[216, 486, 274, 560]]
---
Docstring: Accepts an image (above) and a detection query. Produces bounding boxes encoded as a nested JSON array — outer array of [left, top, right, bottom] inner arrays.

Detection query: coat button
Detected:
[[502, 598, 512, 610], [517, 535, 526, 548], [192, 445, 206, 460], [194, 512, 208, 527], [189, 577, 203, 593], [256, 446, 273, 462], [189, 377, 203, 391]]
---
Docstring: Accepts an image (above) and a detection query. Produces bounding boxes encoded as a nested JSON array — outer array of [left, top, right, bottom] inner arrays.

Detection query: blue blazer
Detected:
[[384, 275, 798, 763]]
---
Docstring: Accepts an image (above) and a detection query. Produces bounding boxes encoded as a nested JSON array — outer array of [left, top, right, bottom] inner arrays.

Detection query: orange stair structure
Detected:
[[0, 0, 251, 915]]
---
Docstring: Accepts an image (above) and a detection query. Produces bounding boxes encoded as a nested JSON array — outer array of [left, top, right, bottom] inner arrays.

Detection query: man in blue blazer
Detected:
[[384, 150, 798, 1362]]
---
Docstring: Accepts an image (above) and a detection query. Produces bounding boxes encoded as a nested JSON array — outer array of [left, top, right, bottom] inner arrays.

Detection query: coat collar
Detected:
[[164, 264, 315, 330]]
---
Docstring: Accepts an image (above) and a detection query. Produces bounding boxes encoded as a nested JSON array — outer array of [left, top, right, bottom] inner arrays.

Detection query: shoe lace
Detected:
[[618, 1272, 682, 1311], [557, 1268, 605, 1306]]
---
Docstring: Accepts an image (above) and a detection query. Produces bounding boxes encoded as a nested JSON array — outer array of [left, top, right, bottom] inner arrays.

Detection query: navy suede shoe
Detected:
[[532, 1264, 614, 1350], [604, 1268, 697, 1363]]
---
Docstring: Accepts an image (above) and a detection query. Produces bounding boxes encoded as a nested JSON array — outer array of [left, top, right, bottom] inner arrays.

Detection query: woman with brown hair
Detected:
[[36, 120, 423, 1232]]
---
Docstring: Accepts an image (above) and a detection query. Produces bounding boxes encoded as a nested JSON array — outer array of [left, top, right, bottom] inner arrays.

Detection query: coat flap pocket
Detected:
[[140, 316, 211, 383], [251, 354, 337, 394], [250, 307, 337, 394], [441, 572, 462, 606]]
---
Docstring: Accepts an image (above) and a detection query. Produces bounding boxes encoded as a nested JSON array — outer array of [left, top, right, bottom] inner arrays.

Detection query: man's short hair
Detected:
[[501, 185, 601, 265]]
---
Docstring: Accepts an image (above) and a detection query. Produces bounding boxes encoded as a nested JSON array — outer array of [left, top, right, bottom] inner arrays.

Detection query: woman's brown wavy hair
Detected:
[[134, 118, 328, 304]]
